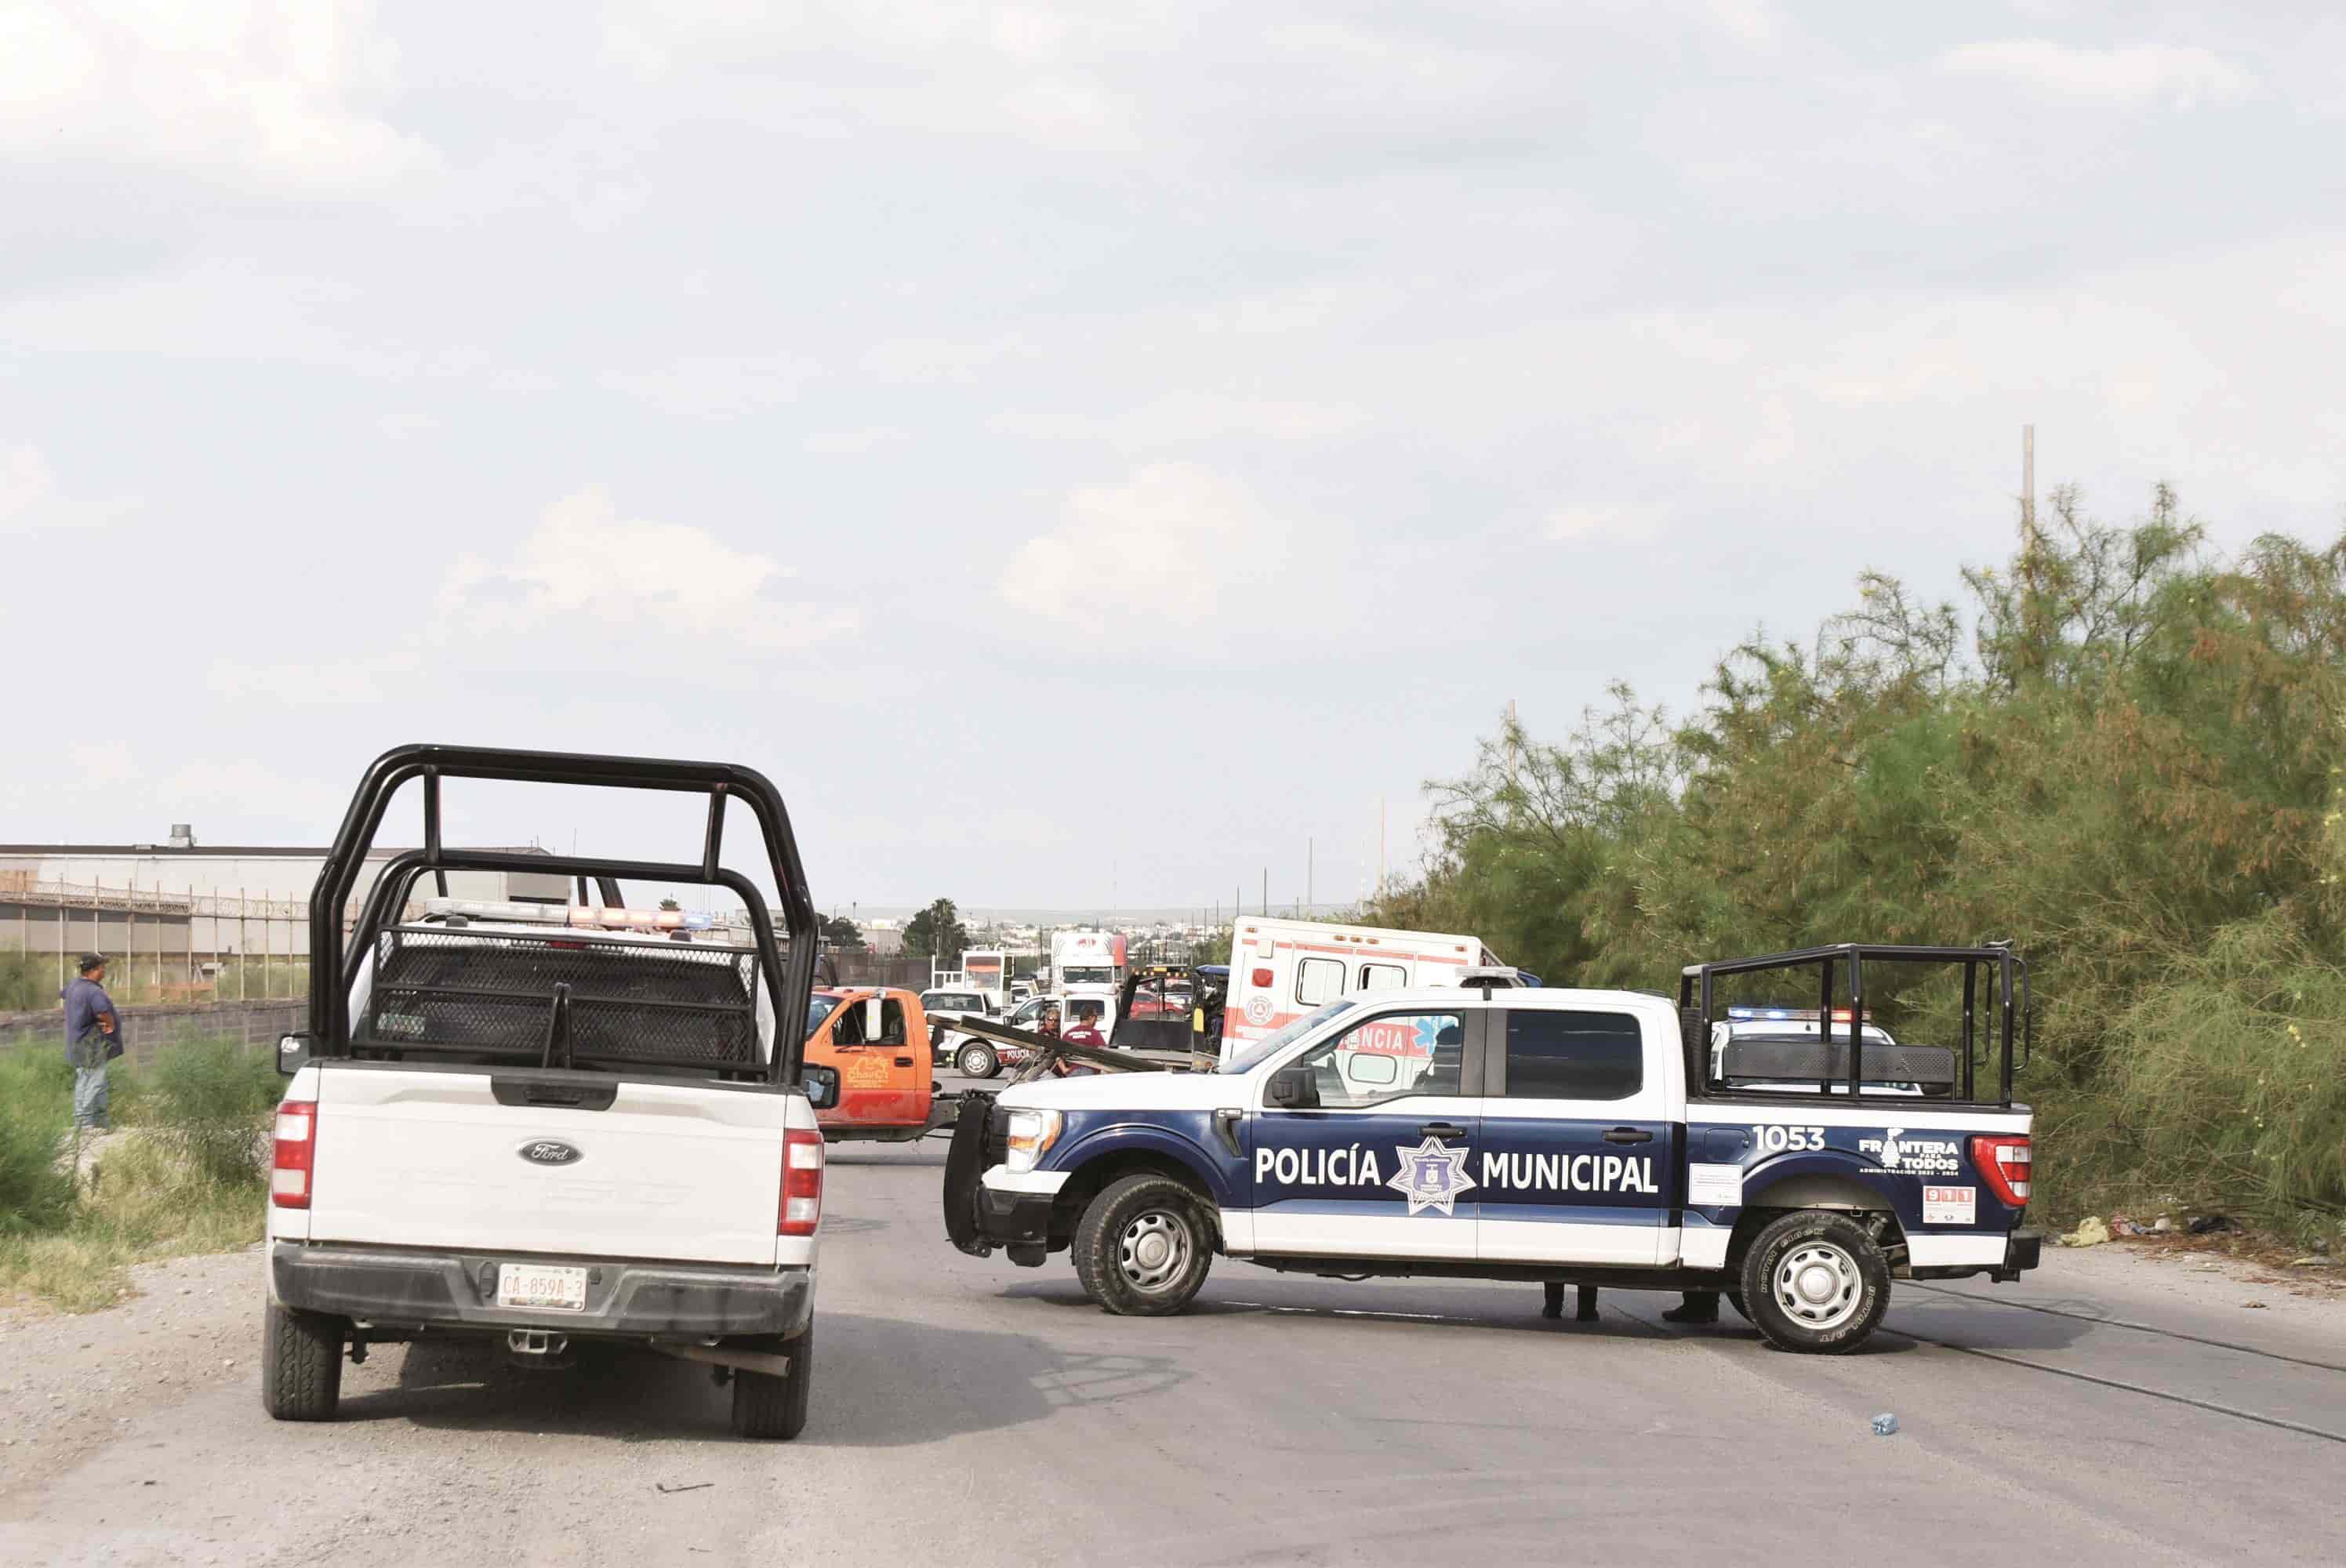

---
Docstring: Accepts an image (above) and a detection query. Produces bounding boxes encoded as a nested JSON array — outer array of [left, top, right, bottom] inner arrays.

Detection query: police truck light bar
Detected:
[[1726, 1007, 1856, 1022], [419, 898, 715, 932]]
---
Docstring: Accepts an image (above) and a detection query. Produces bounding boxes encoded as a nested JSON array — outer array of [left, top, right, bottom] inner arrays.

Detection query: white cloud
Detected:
[[1940, 38, 2255, 111], [802, 427, 904, 455], [207, 651, 423, 707], [0, 444, 60, 532], [434, 485, 859, 650], [0, 1, 434, 190], [600, 355, 819, 420], [599, 1, 1149, 148], [999, 463, 1287, 635], [0, 441, 129, 535], [1548, 503, 1661, 543], [993, 394, 1365, 447], [862, 335, 1037, 385]]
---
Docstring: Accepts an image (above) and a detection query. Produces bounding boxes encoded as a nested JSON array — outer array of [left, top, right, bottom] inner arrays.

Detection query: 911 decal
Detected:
[[1923, 1185, 1977, 1225]]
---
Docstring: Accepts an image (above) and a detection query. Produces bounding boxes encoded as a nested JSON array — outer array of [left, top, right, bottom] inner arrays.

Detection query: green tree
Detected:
[[902, 898, 969, 963], [820, 915, 866, 952], [1366, 488, 2346, 1234], [657, 898, 681, 912]]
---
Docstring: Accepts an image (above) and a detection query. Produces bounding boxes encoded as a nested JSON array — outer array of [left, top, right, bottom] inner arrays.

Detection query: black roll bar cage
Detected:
[[307, 745, 817, 1086], [1677, 942, 2028, 1109]]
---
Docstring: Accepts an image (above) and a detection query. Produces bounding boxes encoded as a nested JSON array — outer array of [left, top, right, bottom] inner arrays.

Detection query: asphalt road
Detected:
[[5, 1109, 2343, 1567]]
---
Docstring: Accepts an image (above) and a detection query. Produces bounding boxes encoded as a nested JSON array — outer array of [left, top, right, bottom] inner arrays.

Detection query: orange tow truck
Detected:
[[804, 986, 947, 1143]]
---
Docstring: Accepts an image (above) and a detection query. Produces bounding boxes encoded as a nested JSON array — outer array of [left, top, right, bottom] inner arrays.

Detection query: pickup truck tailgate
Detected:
[[308, 1069, 786, 1266]]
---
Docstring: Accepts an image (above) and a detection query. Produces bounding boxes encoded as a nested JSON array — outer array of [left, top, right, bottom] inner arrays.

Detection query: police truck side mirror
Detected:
[[800, 1064, 841, 1110], [1266, 1065, 1319, 1109], [276, 1033, 314, 1077]]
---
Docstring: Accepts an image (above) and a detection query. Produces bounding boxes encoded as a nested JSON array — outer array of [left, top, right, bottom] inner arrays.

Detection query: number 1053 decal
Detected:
[[1755, 1124, 1827, 1152]]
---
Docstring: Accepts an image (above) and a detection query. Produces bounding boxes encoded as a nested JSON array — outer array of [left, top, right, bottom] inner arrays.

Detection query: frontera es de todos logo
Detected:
[[1387, 1136, 1476, 1216]]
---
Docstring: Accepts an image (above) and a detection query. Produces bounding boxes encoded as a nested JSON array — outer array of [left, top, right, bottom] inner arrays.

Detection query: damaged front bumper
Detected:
[[942, 1093, 1063, 1258]]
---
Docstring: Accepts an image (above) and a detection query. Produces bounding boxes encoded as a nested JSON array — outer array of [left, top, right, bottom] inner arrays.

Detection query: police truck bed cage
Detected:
[[1679, 942, 2028, 1107], [305, 744, 818, 1087], [355, 925, 765, 1072]]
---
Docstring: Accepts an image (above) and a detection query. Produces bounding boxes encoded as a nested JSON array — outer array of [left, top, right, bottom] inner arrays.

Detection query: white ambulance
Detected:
[[1218, 917, 1512, 1062]]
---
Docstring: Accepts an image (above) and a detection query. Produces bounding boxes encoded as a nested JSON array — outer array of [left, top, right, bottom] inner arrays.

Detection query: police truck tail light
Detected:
[[271, 1100, 317, 1209], [780, 1129, 824, 1236], [1971, 1135, 2032, 1207]]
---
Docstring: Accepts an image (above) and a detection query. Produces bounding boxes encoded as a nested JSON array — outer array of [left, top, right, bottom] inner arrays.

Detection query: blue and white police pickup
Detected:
[[942, 943, 2042, 1354]]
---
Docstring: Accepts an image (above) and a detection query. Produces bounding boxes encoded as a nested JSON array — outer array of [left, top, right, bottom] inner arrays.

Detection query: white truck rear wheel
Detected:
[[261, 1301, 344, 1421], [729, 1323, 813, 1440]]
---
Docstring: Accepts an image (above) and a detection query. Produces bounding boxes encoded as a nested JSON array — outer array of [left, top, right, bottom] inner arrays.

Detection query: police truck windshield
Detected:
[[1218, 999, 1358, 1074]]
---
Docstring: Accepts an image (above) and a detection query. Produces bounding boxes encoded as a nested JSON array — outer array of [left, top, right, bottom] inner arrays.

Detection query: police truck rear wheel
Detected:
[[1073, 1174, 1212, 1316], [957, 1043, 997, 1079], [1738, 1211, 1890, 1354]]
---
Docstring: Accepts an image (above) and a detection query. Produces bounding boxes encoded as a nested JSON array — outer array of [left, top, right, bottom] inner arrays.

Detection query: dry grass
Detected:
[[0, 1036, 276, 1314], [0, 1134, 264, 1312]]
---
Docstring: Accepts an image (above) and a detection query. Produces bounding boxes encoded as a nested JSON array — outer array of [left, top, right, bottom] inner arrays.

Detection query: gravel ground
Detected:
[[2, 1147, 2341, 1567]]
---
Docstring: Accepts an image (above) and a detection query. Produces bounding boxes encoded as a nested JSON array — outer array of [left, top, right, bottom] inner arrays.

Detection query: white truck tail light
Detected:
[[272, 1100, 318, 1208], [1971, 1135, 2032, 1207], [780, 1128, 824, 1236]]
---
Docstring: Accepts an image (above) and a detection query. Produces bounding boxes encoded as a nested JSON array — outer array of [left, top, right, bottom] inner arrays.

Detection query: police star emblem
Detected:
[[1386, 1137, 1476, 1216]]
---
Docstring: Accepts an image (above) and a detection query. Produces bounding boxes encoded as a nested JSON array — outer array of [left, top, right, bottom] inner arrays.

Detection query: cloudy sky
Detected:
[[3, 2, 2341, 916]]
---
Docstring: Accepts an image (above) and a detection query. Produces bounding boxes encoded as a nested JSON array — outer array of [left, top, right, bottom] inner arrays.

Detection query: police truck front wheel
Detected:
[[1072, 1174, 1213, 1316], [1738, 1210, 1890, 1354], [957, 1042, 998, 1079]]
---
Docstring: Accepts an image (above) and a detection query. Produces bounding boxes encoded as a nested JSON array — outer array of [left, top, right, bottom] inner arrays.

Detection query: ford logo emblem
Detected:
[[518, 1140, 583, 1167]]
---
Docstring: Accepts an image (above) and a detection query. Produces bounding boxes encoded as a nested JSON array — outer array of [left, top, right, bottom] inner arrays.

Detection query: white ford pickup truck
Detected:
[[262, 746, 837, 1439]]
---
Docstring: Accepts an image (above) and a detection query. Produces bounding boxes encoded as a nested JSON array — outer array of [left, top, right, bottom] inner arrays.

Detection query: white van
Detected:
[[1218, 917, 1508, 1061]]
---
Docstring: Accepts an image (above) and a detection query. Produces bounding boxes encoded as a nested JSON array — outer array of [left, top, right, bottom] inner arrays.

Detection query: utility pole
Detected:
[[2022, 423, 2036, 543], [1307, 837, 1313, 913], [1261, 866, 1267, 918]]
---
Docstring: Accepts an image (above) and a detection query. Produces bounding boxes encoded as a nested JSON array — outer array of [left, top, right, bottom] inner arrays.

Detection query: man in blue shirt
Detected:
[[60, 953, 123, 1131]]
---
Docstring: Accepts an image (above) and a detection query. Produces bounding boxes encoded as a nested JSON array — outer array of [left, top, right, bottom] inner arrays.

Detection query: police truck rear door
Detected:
[[1475, 999, 1681, 1266]]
